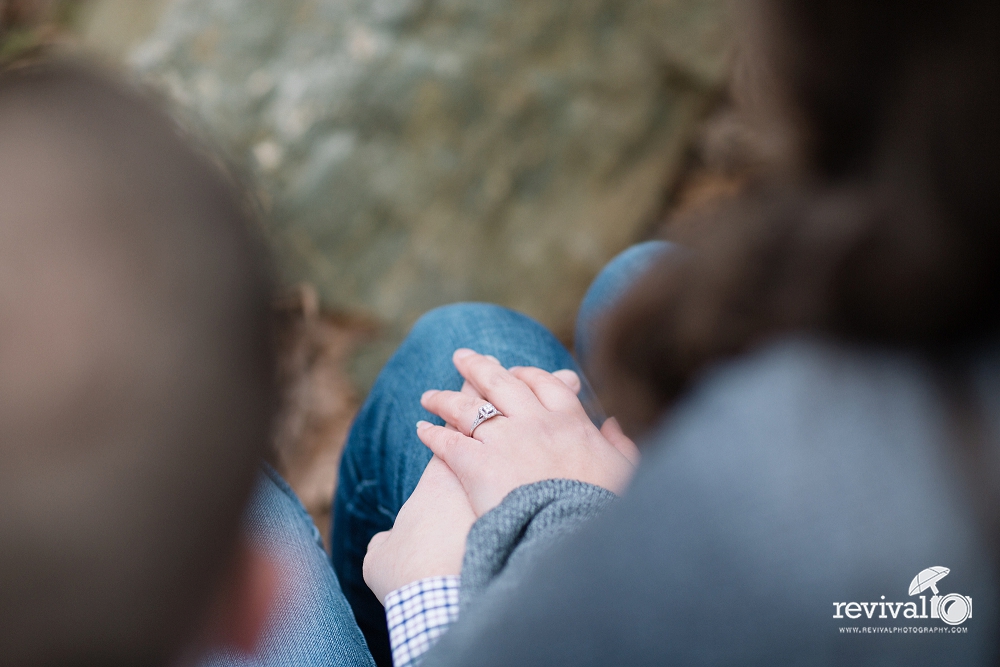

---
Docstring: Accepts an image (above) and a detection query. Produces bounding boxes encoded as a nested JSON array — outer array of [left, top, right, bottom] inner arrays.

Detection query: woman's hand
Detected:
[[417, 349, 639, 516], [363, 456, 476, 603]]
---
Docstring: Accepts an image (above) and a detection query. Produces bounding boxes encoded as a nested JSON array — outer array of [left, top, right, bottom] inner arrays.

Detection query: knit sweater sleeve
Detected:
[[457, 478, 617, 613]]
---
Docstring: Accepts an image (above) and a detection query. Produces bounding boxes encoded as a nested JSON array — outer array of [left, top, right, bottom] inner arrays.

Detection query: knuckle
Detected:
[[517, 366, 543, 382], [446, 430, 465, 448], [481, 369, 509, 392]]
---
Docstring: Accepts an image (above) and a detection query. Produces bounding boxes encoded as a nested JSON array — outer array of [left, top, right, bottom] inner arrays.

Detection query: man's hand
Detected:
[[363, 456, 476, 603]]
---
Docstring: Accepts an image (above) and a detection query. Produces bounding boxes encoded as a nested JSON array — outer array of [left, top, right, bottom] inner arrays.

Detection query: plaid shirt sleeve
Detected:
[[384, 575, 461, 667]]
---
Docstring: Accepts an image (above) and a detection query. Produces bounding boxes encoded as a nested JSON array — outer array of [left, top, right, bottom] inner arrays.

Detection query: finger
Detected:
[[552, 369, 582, 395], [421, 389, 505, 436], [440, 381, 483, 432], [600, 416, 641, 466], [460, 379, 483, 399], [416, 420, 483, 486], [452, 349, 540, 416], [509, 366, 588, 415]]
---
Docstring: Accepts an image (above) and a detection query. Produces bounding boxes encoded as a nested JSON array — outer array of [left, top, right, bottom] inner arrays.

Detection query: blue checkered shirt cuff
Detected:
[[385, 575, 461, 667]]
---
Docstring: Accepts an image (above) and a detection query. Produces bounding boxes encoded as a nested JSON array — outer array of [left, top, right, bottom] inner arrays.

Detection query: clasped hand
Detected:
[[363, 348, 639, 602]]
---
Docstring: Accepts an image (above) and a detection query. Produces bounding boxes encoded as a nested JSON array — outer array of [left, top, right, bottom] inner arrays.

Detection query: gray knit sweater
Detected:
[[459, 479, 617, 612], [421, 336, 998, 666]]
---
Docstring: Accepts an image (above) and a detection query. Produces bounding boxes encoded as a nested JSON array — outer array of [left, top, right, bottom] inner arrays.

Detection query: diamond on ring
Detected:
[[470, 402, 502, 437]]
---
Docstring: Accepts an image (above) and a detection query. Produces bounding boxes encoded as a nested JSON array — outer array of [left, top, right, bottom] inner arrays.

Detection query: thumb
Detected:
[[367, 530, 391, 552], [363, 530, 393, 603], [600, 417, 640, 466]]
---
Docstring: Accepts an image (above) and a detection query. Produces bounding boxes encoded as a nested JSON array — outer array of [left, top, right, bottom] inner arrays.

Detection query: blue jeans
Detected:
[[204, 241, 670, 667]]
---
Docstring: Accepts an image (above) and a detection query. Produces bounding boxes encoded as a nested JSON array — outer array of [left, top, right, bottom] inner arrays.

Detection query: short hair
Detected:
[[0, 61, 277, 666]]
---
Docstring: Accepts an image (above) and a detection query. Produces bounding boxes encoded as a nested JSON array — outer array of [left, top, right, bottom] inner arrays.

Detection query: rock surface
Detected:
[[129, 0, 732, 385]]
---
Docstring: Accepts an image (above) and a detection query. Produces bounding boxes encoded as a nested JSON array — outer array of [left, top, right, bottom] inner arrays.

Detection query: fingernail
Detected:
[[421, 389, 439, 402], [454, 348, 476, 359], [485, 354, 500, 364], [416, 420, 432, 430]]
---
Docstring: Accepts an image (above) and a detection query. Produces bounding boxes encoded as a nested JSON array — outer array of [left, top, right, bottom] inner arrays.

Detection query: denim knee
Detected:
[[408, 302, 528, 341], [575, 240, 675, 369], [402, 301, 607, 422], [405, 303, 559, 364]]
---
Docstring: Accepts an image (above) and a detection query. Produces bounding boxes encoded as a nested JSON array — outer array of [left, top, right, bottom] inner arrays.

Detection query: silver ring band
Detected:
[[470, 402, 503, 437]]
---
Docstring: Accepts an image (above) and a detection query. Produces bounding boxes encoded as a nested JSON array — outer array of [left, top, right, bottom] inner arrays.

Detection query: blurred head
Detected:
[[597, 0, 1000, 433], [0, 62, 277, 666]]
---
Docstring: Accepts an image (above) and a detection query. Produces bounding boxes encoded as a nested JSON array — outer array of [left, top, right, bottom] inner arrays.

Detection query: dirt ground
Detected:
[[270, 285, 376, 549]]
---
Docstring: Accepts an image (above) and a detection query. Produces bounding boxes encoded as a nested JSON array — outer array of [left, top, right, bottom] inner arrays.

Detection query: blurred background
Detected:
[[1, 0, 770, 545]]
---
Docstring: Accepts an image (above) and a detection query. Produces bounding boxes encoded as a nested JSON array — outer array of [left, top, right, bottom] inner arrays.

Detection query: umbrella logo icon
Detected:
[[908, 566, 950, 596], [908, 567, 973, 626]]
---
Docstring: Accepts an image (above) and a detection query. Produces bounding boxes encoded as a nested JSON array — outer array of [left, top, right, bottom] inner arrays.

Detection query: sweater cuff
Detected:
[[459, 479, 617, 610]]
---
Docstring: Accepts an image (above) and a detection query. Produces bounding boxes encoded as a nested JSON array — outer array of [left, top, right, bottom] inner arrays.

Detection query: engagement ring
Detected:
[[470, 402, 502, 437]]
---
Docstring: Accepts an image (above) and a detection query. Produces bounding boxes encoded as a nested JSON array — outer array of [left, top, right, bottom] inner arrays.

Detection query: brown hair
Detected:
[[595, 0, 1000, 434]]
